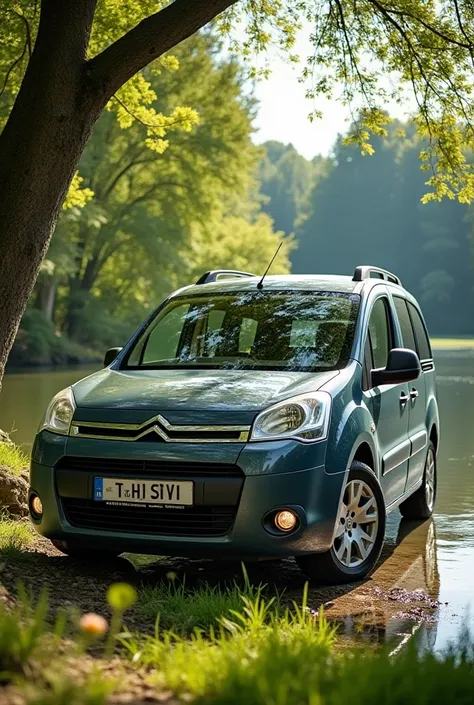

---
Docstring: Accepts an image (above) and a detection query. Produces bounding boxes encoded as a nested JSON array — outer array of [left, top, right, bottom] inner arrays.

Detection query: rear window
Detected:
[[407, 302, 432, 360], [125, 291, 360, 372], [393, 297, 417, 353]]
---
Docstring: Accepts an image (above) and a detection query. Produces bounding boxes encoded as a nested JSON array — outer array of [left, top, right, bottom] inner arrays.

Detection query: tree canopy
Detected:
[[3, 1, 474, 201]]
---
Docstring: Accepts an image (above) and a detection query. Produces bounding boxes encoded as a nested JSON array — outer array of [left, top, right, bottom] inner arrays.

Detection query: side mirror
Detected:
[[104, 347, 123, 367], [371, 348, 421, 387]]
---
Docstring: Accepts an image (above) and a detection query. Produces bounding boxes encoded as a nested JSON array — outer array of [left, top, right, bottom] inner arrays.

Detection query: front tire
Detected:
[[50, 539, 120, 561], [296, 461, 386, 585], [399, 442, 437, 520]]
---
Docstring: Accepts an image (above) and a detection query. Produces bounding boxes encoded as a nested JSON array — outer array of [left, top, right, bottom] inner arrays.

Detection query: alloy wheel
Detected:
[[425, 448, 436, 512], [333, 479, 379, 568]]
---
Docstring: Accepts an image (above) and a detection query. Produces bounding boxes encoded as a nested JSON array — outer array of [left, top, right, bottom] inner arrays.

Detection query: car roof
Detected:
[[177, 275, 360, 297], [173, 274, 411, 299]]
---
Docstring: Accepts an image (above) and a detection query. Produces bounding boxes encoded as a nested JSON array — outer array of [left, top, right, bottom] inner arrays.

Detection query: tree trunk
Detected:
[[65, 247, 102, 341], [66, 278, 89, 343], [0, 0, 100, 385], [35, 277, 57, 323]]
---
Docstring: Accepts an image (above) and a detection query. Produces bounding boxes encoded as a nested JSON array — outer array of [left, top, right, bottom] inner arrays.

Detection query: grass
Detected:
[[3, 577, 474, 705], [0, 585, 115, 703], [0, 585, 50, 677], [136, 573, 276, 635], [123, 584, 336, 699], [0, 515, 35, 554], [431, 337, 474, 350], [123, 585, 474, 705], [17, 670, 115, 705], [0, 440, 29, 476]]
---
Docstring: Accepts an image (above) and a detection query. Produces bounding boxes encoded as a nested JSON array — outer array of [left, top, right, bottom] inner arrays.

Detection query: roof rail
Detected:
[[195, 270, 257, 285], [352, 265, 402, 286]]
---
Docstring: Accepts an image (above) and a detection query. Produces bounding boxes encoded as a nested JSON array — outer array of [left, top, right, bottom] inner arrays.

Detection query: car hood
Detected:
[[72, 367, 339, 425]]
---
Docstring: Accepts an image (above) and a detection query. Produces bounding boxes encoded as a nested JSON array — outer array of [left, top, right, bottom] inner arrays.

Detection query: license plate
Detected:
[[93, 477, 193, 506]]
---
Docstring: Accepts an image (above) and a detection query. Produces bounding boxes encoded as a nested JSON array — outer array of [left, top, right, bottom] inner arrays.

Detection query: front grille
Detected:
[[56, 456, 244, 478], [62, 498, 236, 536], [70, 416, 249, 443]]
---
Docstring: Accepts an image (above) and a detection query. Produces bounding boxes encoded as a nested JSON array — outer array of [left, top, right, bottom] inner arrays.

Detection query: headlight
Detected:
[[39, 387, 76, 435], [250, 392, 331, 443]]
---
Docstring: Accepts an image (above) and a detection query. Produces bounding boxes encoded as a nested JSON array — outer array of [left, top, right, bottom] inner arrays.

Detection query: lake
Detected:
[[1, 353, 474, 650]]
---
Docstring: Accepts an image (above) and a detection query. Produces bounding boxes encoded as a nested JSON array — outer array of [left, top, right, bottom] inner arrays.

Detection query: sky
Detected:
[[250, 31, 410, 161], [252, 53, 349, 160]]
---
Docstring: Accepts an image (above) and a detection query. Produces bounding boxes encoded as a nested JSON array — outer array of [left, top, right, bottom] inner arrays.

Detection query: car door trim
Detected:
[[409, 429, 427, 457], [382, 431, 427, 477], [386, 476, 424, 514], [382, 439, 411, 476]]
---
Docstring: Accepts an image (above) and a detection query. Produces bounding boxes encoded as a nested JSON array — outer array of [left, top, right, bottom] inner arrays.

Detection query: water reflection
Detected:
[[331, 516, 440, 651]]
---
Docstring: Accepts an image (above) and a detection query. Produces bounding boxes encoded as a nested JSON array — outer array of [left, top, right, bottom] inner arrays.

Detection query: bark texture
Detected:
[[0, 0, 237, 384]]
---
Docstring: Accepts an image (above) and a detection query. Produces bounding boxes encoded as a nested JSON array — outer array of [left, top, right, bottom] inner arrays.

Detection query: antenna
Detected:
[[257, 241, 283, 290]]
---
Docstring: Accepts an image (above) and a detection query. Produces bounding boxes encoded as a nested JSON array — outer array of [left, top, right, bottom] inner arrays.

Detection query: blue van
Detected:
[[30, 266, 438, 584]]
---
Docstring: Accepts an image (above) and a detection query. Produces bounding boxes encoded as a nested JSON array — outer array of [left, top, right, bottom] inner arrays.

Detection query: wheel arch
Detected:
[[352, 441, 376, 473], [425, 395, 440, 452], [429, 423, 439, 451], [347, 433, 380, 479]]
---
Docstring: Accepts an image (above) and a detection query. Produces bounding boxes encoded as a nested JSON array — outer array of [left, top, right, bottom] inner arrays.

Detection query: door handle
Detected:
[[400, 392, 409, 406], [410, 388, 419, 400]]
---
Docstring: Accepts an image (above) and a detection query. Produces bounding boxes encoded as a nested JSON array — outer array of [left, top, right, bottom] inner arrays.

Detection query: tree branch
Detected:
[[88, 0, 237, 103], [332, 0, 372, 105], [376, 2, 472, 49], [102, 155, 152, 199]]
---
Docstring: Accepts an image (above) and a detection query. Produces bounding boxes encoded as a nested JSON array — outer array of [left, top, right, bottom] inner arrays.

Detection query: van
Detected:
[[29, 266, 438, 583]]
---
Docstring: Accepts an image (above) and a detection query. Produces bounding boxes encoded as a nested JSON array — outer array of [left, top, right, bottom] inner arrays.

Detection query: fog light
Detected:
[[274, 510, 297, 532], [31, 495, 43, 517]]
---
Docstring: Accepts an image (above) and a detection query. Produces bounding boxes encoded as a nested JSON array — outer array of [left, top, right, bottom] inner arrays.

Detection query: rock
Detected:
[[0, 466, 29, 517]]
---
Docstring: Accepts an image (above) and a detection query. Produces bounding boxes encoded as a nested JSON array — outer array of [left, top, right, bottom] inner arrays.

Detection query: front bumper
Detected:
[[29, 431, 346, 558]]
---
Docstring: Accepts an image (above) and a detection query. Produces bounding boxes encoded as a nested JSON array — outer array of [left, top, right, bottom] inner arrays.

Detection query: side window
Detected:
[[368, 298, 392, 369], [393, 297, 417, 352], [408, 303, 432, 360]]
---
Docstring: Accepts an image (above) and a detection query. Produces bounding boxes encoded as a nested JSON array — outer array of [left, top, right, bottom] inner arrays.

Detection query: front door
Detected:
[[363, 296, 410, 506]]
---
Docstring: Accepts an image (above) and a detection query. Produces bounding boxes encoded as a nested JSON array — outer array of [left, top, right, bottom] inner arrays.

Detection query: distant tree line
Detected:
[[260, 128, 474, 336]]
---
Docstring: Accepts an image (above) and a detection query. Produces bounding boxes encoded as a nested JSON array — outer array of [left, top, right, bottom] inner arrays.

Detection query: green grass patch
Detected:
[[136, 574, 276, 635], [0, 517, 35, 554], [0, 586, 50, 677], [0, 586, 115, 704], [3, 578, 474, 705], [123, 584, 337, 695], [0, 441, 28, 476], [123, 586, 474, 705]]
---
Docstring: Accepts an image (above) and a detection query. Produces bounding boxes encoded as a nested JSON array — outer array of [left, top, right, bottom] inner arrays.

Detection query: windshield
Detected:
[[125, 291, 360, 372]]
